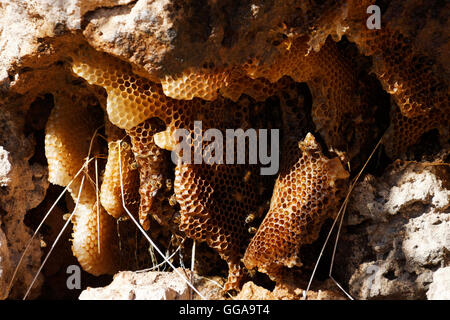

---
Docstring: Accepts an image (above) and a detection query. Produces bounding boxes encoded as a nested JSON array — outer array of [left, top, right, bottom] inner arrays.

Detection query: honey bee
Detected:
[[243, 170, 252, 183], [129, 161, 139, 170], [168, 194, 178, 206], [150, 179, 163, 189], [245, 213, 255, 224], [120, 141, 130, 150], [117, 215, 130, 222], [248, 227, 257, 234], [165, 178, 173, 190], [172, 211, 181, 224]]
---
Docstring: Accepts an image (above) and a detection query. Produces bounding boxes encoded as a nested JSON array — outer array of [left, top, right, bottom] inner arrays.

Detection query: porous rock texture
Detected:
[[0, 110, 49, 299], [0, 0, 448, 300], [427, 267, 450, 300], [79, 268, 226, 300], [78, 268, 345, 300], [235, 280, 346, 300], [338, 161, 449, 300], [79, 269, 193, 300]]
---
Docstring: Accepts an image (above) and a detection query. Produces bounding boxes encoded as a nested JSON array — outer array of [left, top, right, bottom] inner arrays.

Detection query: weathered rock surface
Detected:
[[0, 0, 135, 84], [79, 270, 191, 300], [79, 268, 346, 300], [236, 279, 346, 300], [0, 109, 49, 299], [427, 266, 450, 300], [235, 281, 276, 300], [0, 226, 11, 299], [0, 0, 448, 300], [79, 269, 226, 300], [339, 161, 450, 300], [2, 0, 447, 88], [0, 0, 348, 84]]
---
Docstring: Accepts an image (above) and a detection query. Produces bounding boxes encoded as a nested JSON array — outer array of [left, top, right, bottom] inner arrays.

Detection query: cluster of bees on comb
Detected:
[[38, 1, 448, 295]]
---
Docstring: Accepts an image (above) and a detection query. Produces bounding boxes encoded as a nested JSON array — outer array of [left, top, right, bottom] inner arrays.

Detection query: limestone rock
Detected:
[[0, 0, 354, 87], [0, 227, 11, 300], [235, 280, 345, 300], [427, 267, 450, 300], [0, 0, 448, 300], [340, 161, 450, 300], [79, 269, 226, 300], [235, 282, 275, 300], [79, 270, 190, 300], [0, 109, 49, 299], [0, 147, 11, 187]]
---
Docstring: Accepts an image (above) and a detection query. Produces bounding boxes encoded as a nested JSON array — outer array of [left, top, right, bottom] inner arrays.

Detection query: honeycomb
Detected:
[[159, 35, 361, 153], [343, 3, 449, 156], [70, 47, 177, 130], [241, 37, 359, 151], [60, 9, 447, 289], [348, 27, 448, 119], [383, 103, 449, 158], [175, 163, 261, 290], [220, 71, 285, 102], [161, 66, 231, 101], [71, 46, 201, 150], [353, 27, 449, 157], [71, 4, 447, 161], [70, 47, 272, 289], [45, 89, 100, 189], [243, 133, 349, 278], [70, 196, 119, 276], [45, 89, 119, 276], [5, 0, 444, 300], [161, 65, 285, 104], [126, 118, 177, 231], [171, 96, 271, 290], [100, 120, 140, 219]]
